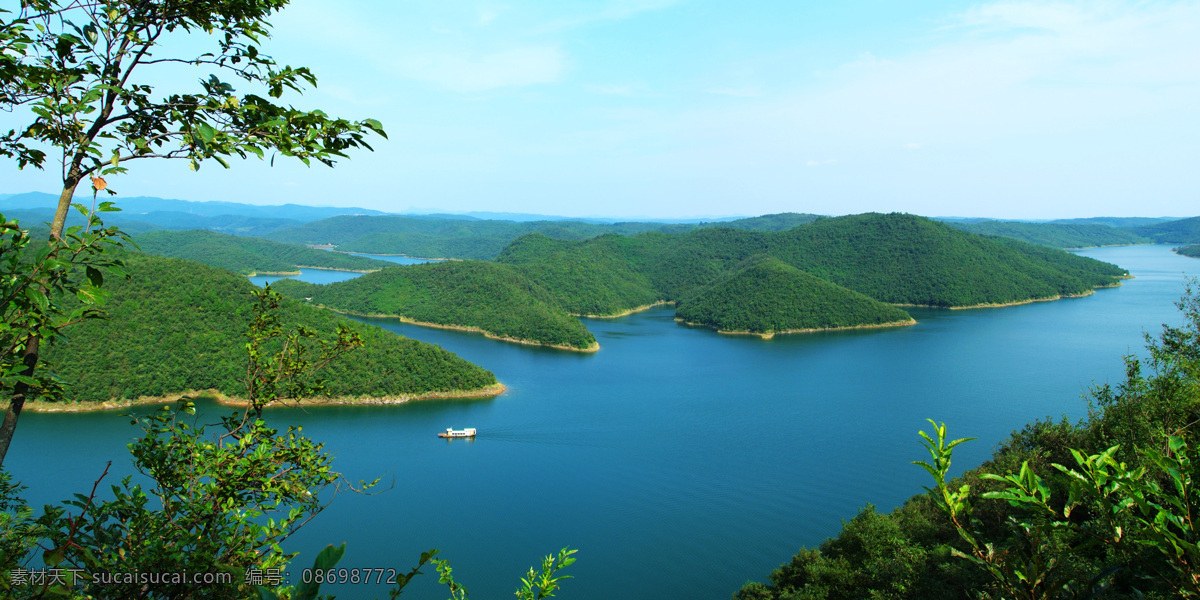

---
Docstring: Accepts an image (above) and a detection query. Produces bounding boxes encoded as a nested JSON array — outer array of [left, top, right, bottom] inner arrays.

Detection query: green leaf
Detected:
[[292, 543, 346, 600], [76, 284, 109, 305], [195, 122, 217, 144]]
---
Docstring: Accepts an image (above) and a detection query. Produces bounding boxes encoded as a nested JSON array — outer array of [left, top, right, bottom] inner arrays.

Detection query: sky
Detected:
[[2, 0, 1198, 219]]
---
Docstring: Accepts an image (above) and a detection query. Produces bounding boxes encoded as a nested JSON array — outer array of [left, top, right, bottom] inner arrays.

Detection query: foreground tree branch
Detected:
[[0, 0, 385, 466]]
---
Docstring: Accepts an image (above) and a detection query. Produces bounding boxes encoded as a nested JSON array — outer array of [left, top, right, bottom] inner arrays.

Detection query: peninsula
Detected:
[[40, 253, 501, 408]]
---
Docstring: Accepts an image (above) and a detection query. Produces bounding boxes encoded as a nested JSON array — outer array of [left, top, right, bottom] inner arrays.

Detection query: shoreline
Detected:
[[304, 245, 455, 261], [575, 301, 675, 319], [677, 317, 918, 339], [11, 383, 508, 414], [1064, 242, 1151, 250], [246, 265, 383, 277], [896, 281, 1128, 310], [317, 306, 600, 353], [293, 264, 381, 274]]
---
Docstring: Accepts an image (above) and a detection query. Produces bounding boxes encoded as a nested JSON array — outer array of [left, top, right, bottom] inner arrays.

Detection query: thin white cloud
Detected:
[[682, 0, 1200, 147]]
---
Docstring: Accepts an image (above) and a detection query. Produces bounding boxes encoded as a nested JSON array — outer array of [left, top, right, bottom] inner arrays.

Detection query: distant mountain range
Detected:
[[4, 191, 1197, 249], [0, 191, 392, 236]]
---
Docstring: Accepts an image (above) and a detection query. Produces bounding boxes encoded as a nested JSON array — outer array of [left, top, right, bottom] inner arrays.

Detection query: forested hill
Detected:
[[42, 253, 499, 404], [134, 229, 394, 275], [263, 212, 823, 260], [674, 257, 915, 336], [271, 261, 598, 351], [946, 220, 1149, 248], [498, 213, 1129, 311], [1177, 245, 1200, 258], [767, 214, 1128, 306], [261, 213, 1128, 349], [1132, 216, 1200, 244]]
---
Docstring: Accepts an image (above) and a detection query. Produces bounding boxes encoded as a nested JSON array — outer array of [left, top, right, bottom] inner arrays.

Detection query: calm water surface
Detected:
[[10, 245, 1199, 600], [247, 254, 437, 286]]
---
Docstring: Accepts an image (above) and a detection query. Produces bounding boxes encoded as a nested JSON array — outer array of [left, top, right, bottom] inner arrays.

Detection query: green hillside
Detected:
[[674, 257, 914, 336], [263, 213, 1127, 349], [264, 212, 824, 260], [948, 221, 1148, 248], [1177, 245, 1200, 258], [42, 254, 499, 404], [501, 213, 1129, 310], [497, 233, 662, 316], [1133, 216, 1200, 244], [133, 229, 393, 275], [272, 261, 598, 351], [1049, 216, 1180, 228], [768, 214, 1129, 306]]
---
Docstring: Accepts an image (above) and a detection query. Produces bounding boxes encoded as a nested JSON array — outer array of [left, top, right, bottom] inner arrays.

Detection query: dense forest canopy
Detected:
[[947, 221, 1150, 248], [500, 213, 1129, 309], [280, 213, 1130, 349], [272, 260, 599, 351], [1177, 245, 1200, 258], [1133, 216, 1200, 244], [674, 256, 915, 335], [133, 229, 393, 275], [264, 212, 823, 260], [43, 253, 499, 404]]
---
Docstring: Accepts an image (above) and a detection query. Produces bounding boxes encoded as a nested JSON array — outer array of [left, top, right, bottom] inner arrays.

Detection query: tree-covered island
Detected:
[[674, 256, 916, 337]]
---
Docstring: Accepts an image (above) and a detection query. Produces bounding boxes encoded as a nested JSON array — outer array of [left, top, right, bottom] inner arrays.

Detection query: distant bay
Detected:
[[247, 253, 438, 286], [9, 245, 1198, 600]]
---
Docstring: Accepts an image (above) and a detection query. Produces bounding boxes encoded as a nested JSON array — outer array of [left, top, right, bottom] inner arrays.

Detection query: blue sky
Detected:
[[3, 0, 1199, 219]]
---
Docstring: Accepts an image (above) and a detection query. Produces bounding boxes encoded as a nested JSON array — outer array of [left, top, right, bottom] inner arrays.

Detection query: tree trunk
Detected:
[[50, 177, 80, 240], [0, 338, 39, 466], [0, 179, 80, 467]]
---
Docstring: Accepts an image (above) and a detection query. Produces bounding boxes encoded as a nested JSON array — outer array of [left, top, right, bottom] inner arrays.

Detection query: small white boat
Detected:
[[438, 427, 477, 438]]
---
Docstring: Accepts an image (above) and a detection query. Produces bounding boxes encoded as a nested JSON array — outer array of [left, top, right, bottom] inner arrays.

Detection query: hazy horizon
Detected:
[[0, 189, 1190, 224]]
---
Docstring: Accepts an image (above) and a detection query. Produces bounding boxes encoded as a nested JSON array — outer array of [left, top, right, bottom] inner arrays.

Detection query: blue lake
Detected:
[[247, 253, 438, 287], [9, 245, 1199, 600]]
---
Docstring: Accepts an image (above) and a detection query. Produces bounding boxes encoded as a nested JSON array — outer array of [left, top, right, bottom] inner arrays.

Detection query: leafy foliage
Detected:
[[1, 0, 385, 187], [0, 207, 128, 463], [134, 229, 392, 275], [0, 210, 126, 400]]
